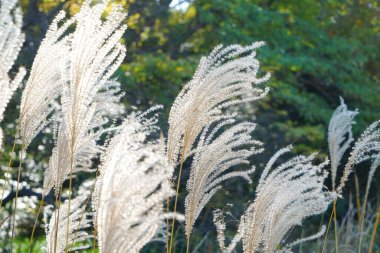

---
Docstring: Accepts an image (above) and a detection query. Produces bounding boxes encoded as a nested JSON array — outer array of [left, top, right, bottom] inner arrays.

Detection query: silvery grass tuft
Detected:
[[44, 192, 92, 253], [94, 107, 182, 253], [214, 146, 331, 253], [42, 0, 126, 196], [0, 0, 25, 148], [358, 155, 380, 251], [327, 97, 358, 191], [335, 119, 380, 195], [19, 9, 72, 148], [185, 120, 263, 239], [167, 43, 270, 166], [167, 43, 270, 253], [326, 98, 380, 252]]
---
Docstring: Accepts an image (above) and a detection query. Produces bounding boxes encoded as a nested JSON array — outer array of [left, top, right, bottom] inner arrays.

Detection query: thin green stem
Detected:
[[93, 220, 97, 253], [333, 201, 339, 253], [10, 139, 25, 252], [368, 205, 380, 253], [315, 213, 325, 253], [169, 156, 184, 253], [354, 173, 361, 221], [65, 157, 74, 253], [166, 198, 170, 253], [322, 206, 334, 253], [28, 194, 46, 253], [53, 186, 63, 253], [69, 195, 90, 251], [186, 234, 190, 253]]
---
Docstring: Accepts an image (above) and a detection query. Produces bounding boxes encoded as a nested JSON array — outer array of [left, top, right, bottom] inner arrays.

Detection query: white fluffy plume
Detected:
[[336, 120, 380, 195], [44, 193, 92, 253], [214, 146, 331, 253], [43, 0, 126, 195], [328, 97, 358, 190], [0, 0, 25, 147], [185, 120, 262, 238], [95, 108, 181, 253], [167, 43, 270, 166], [19, 9, 71, 148]]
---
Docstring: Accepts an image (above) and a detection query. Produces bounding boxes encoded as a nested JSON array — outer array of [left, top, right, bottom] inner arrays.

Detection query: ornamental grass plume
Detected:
[[214, 146, 331, 253], [359, 156, 380, 251], [167, 43, 270, 166], [185, 120, 263, 242], [19, 9, 72, 148], [42, 0, 126, 196], [336, 120, 380, 195], [167, 43, 270, 253], [327, 97, 358, 191], [0, 0, 25, 148], [44, 193, 92, 253], [94, 108, 181, 253]]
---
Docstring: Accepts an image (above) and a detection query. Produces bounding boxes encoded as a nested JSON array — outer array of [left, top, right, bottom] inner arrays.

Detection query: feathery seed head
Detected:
[[336, 120, 380, 195], [185, 120, 262, 238], [213, 147, 331, 253], [42, 0, 126, 196], [167, 43, 270, 166], [44, 193, 92, 253], [95, 108, 180, 253], [328, 97, 358, 189], [0, 0, 25, 148]]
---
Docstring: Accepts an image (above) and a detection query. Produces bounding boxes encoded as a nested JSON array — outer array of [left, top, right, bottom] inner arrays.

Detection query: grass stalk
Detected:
[[69, 195, 90, 251], [65, 157, 74, 253], [315, 213, 325, 253], [333, 200, 339, 253], [354, 173, 361, 221], [53, 186, 63, 253], [186, 234, 190, 253], [169, 153, 185, 253], [93, 220, 97, 253], [368, 205, 380, 253], [166, 198, 170, 253], [10, 139, 25, 251], [322, 206, 335, 253], [28, 194, 46, 253]]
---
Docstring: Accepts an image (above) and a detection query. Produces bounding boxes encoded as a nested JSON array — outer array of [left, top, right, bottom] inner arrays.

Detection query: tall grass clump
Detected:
[[214, 146, 331, 253], [44, 193, 92, 253], [167, 43, 270, 253], [0, 0, 25, 215], [185, 120, 262, 250], [23, 0, 126, 250], [0, 0, 25, 148], [94, 108, 182, 253], [0, 1, 379, 252]]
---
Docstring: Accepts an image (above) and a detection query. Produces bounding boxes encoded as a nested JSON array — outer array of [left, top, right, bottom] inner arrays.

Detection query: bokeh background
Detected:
[[1, 0, 380, 252]]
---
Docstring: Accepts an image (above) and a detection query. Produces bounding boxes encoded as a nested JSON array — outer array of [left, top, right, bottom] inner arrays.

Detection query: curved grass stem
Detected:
[[166, 198, 170, 253], [333, 200, 339, 253], [10, 139, 25, 252], [186, 234, 190, 253], [168, 155, 184, 253], [28, 194, 46, 253], [322, 206, 335, 253], [368, 205, 380, 253], [65, 157, 74, 253], [69, 195, 91, 251], [53, 186, 63, 253]]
